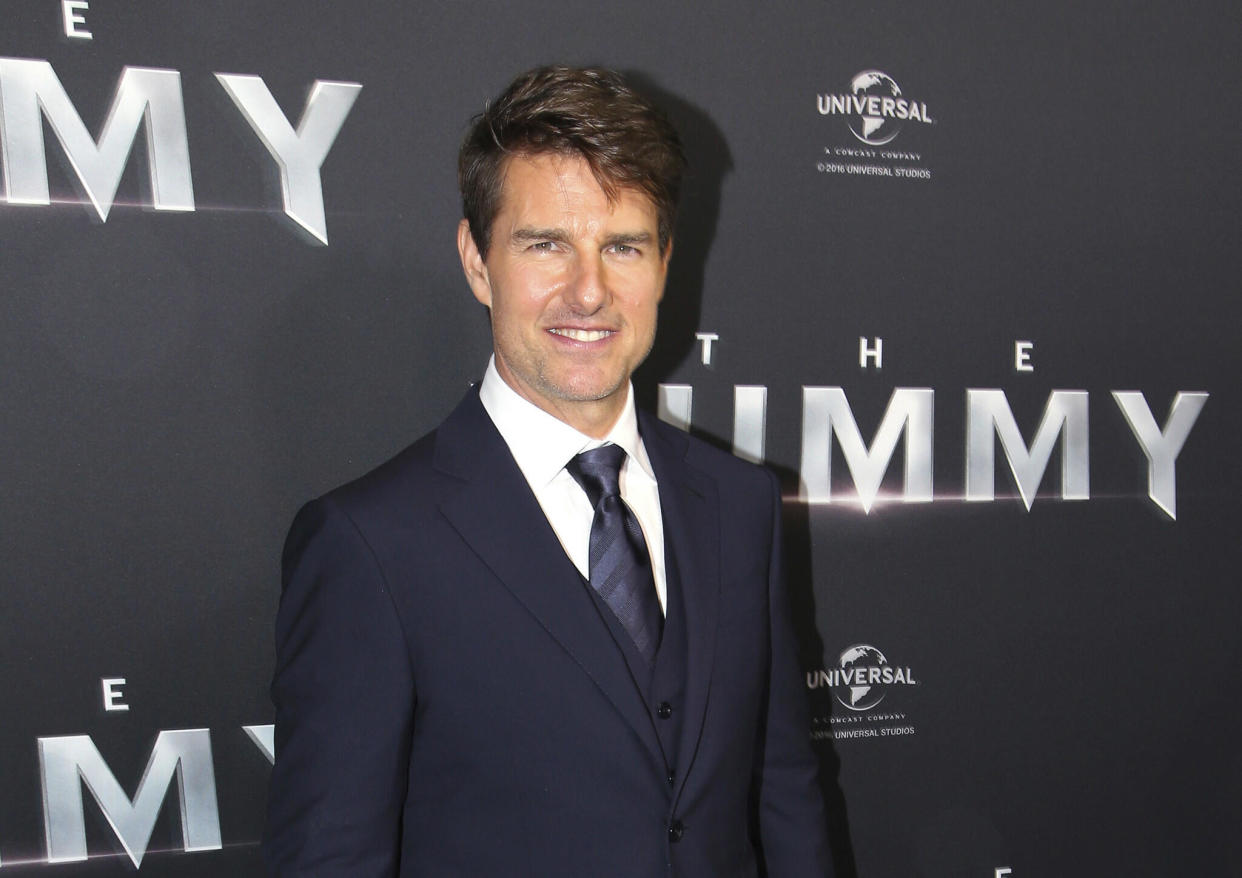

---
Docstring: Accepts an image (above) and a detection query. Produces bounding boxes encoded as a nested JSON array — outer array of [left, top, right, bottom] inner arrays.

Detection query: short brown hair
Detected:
[[459, 66, 686, 257]]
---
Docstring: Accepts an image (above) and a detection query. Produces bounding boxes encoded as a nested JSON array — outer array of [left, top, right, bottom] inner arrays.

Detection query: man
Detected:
[[264, 66, 832, 877]]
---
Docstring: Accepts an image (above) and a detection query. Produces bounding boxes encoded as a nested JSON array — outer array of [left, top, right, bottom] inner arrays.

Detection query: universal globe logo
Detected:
[[817, 70, 934, 146], [808, 644, 918, 711]]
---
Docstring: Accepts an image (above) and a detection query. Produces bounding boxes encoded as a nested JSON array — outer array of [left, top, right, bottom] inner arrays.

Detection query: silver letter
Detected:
[[1113, 391, 1208, 520], [733, 385, 767, 464], [0, 59, 193, 217], [100, 677, 127, 712], [242, 724, 275, 764], [61, 1, 91, 39], [799, 387, 934, 512], [1014, 341, 1034, 372], [658, 384, 693, 433], [215, 74, 361, 245], [39, 729, 221, 866], [859, 336, 883, 369], [966, 389, 1089, 509], [694, 331, 719, 366]]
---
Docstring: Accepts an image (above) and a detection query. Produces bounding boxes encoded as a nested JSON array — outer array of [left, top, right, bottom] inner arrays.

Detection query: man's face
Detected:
[[458, 153, 669, 436]]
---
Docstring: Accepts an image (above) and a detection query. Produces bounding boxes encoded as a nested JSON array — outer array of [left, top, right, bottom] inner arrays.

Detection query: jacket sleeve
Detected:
[[263, 497, 416, 877], [754, 469, 835, 877]]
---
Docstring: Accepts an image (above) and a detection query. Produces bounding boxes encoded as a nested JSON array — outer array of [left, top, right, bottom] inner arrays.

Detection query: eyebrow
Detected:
[[603, 232, 653, 247], [511, 228, 571, 245]]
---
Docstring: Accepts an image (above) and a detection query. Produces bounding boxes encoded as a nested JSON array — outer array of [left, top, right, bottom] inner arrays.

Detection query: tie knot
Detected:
[[566, 444, 626, 507]]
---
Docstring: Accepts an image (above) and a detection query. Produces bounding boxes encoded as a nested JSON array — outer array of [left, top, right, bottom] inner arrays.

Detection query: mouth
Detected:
[[547, 328, 615, 342]]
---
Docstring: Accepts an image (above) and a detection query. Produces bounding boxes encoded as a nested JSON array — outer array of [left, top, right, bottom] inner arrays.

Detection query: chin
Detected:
[[545, 374, 625, 404]]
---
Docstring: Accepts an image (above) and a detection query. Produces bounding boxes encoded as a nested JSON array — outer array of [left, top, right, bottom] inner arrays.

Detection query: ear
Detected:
[[457, 219, 492, 307]]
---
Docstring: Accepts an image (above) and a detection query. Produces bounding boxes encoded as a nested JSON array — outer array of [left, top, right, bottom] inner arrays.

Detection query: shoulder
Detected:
[[314, 387, 492, 523], [329, 429, 439, 508], [280, 429, 440, 572], [307, 428, 439, 529]]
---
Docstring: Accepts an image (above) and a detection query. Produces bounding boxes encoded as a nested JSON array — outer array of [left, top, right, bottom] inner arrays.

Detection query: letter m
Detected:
[[0, 58, 193, 219], [39, 729, 221, 867], [800, 387, 933, 512], [966, 389, 1089, 509]]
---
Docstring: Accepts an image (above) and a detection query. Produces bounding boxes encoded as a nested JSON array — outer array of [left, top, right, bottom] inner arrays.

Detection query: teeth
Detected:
[[550, 328, 612, 342]]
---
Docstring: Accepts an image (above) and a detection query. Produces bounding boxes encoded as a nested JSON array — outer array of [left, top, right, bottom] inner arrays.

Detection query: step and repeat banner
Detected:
[[2, 1, 1238, 875]]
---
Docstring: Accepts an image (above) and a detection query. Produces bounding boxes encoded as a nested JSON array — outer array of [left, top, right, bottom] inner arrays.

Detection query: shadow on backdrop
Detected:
[[628, 73, 858, 878], [630, 71, 721, 409]]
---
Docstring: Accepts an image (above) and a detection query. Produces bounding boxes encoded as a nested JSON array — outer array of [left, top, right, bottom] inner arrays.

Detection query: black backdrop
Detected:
[[2, 1, 1239, 875]]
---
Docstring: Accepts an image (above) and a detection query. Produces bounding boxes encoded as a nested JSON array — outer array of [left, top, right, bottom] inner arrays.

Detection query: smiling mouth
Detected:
[[548, 328, 615, 342]]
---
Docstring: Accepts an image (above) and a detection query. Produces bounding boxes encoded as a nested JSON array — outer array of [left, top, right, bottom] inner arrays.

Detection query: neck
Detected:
[[492, 362, 628, 439], [530, 393, 625, 439]]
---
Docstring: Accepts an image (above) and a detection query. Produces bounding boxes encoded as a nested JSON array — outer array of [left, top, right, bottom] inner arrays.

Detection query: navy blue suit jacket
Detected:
[[264, 388, 831, 876]]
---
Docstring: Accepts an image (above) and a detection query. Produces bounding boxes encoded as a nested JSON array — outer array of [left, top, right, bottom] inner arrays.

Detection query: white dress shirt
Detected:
[[478, 357, 667, 613]]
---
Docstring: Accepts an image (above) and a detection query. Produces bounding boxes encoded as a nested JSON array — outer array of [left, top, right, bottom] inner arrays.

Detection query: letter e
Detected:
[[101, 677, 128, 712], [62, 1, 92, 40], [1014, 341, 1034, 372]]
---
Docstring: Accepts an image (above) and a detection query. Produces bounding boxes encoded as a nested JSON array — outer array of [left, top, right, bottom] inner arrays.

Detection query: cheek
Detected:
[[508, 265, 566, 311], [490, 269, 550, 324], [626, 283, 663, 329]]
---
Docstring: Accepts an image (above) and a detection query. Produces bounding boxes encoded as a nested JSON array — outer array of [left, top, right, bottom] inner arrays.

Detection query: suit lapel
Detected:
[[638, 412, 721, 798], [434, 390, 663, 765]]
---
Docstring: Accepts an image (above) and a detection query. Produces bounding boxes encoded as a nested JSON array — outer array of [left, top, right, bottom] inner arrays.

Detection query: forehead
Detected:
[[495, 153, 657, 227]]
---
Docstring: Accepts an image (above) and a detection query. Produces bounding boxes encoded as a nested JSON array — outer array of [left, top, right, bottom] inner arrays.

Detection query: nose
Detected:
[[563, 252, 608, 314]]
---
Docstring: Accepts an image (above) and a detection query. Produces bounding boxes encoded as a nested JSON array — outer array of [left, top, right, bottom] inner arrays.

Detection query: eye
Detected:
[[609, 243, 640, 257], [531, 240, 556, 252]]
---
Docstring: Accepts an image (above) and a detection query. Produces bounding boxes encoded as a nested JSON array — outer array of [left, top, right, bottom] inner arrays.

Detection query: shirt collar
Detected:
[[478, 356, 655, 488]]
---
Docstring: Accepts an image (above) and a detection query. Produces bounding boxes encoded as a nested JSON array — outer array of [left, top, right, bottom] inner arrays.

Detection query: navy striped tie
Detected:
[[566, 445, 663, 664]]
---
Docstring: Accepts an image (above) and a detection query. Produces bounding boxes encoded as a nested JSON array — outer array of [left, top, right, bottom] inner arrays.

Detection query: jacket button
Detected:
[[657, 701, 673, 719], [668, 820, 685, 842], [667, 771, 676, 787]]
